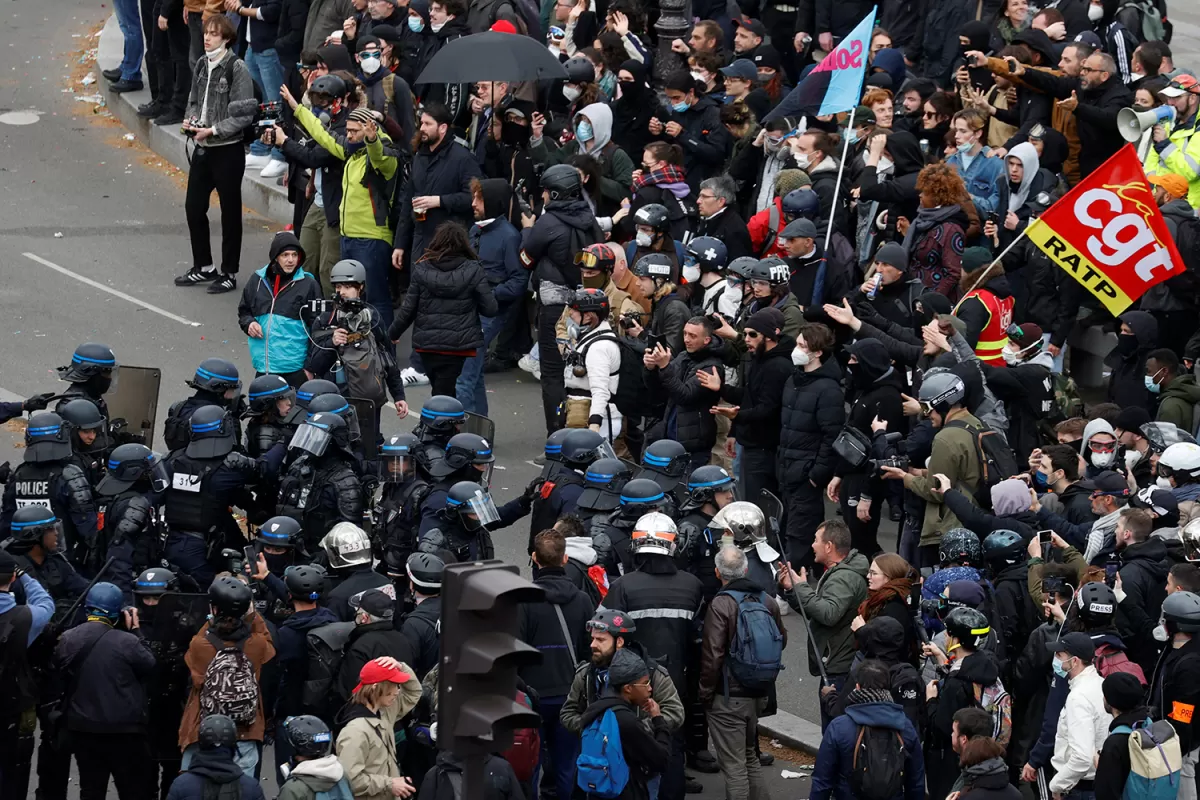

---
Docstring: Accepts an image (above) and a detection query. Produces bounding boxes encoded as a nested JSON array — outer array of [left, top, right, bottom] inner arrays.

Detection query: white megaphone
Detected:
[[1118, 105, 1175, 143]]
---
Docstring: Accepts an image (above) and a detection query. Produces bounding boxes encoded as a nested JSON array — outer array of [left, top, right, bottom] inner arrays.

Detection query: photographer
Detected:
[[564, 288, 623, 439], [176, 14, 258, 294]]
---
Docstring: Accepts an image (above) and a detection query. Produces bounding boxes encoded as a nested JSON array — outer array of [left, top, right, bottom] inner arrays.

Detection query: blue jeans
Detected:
[[536, 698, 579, 800], [340, 237, 395, 335], [455, 310, 508, 415], [112, 0, 144, 82], [245, 48, 285, 160]]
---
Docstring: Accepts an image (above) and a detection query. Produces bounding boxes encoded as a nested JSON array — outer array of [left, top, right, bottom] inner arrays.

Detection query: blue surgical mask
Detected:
[[956, 141, 974, 154], [576, 120, 593, 142], [1051, 657, 1069, 678], [1146, 374, 1162, 393], [671, 100, 690, 113], [1032, 470, 1049, 489], [408, 16, 424, 32], [845, 128, 859, 145]]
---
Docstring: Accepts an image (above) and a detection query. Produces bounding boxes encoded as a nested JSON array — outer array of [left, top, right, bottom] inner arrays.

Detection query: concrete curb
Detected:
[[758, 710, 823, 756], [95, 14, 293, 224]]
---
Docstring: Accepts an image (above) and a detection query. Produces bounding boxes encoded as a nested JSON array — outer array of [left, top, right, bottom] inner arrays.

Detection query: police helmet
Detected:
[[296, 379, 339, 409], [381, 432, 420, 483], [618, 478, 670, 518], [1077, 581, 1117, 626], [564, 55, 596, 84], [686, 237, 728, 273], [1163, 590, 1200, 634], [290, 411, 352, 457], [432, 432, 495, 480], [708, 501, 767, 548], [188, 358, 242, 393], [543, 429, 572, 463], [446, 481, 501, 532], [98, 443, 169, 496], [24, 411, 73, 463], [284, 715, 335, 758], [918, 372, 967, 417], [942, 606, 991, 649], [586, 607, 636, 636], [749, 257, 790, 288], [246, 374, 295, 417], [407, 552, 445, 594], [938, 528, 982, 568], [209, 575, 253, 618], [58, 343, 118, 383], [633, 203, 670, 232], [561, 429, 613, 470], [641, 439, 689, 478], [541, 164, 582, 201], [579, 458, 635, 510], [60, 398, 106, 432], [330, 258, 368, 285], [134, 567, 178, 596], [569, 288, 611, 317], [10, 506, 62, 547], [321, 522, 373, 569], [85, 582, 124, 619], [309, 73, 349, 100], [1159, 443, 1200, 481], [631, 253, 674, 281], [186, 405, 237, 459], [631, 511, 679, 556], [257, 516, 302, 550], [419, 395, 467, 436], [198, 715, 239, 750], [284, 564, 327, 601], [308, 394, 361, 442], [781, 188, 821, 221], [982, 530, 1024, 569], [727, 256, 759, 281], [686, 465, 736, 505]]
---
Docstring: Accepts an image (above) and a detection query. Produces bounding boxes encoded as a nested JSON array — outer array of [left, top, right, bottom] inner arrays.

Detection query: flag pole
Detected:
[[823, 106, 855, 253], [951, 225, 1030, 314]]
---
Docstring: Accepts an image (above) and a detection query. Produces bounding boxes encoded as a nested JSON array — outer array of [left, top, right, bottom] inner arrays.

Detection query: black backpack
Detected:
[[849, 724, 907, 800], [946, 419, 1020, 510], [579, 334, 656, 419], [302, 621, 355, 718], [889, 663, 924, 739]]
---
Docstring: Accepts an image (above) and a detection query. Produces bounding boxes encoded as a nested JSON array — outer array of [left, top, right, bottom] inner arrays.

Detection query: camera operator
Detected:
[[176, 15, 258, 294]]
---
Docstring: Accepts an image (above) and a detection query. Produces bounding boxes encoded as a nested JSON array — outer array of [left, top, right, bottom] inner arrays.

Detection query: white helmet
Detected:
[[1160, 442, 1200, 480], [709, 501, 767, 548], [631, 512, 679, 557], [321, 521, 372, 569], [1183, 518, 1200, 563]]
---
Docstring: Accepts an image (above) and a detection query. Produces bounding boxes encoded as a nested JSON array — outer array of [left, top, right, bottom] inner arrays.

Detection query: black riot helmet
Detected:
[[1077, 581, 1117, 627], [97, 443, 169, 496], [257, 515, 303, 550], [289, 412, 351, 457], [632, 253, 674, 282], [982, 530, 1024, 570], [633, 203, 670, 233], [60, 398, 106, 433], [640, 439, 689, 485], [561, 429, 615, 471], [727, 256, 758, 282], [432, 433, 495, 482], [685, 465, 736, 506], [9, 506, 62, 547], [307, 393, 361, 443], [749, 257, 790, 288], [617, 477, 670, 519], [309, 73, 349, 103], [543, 429, 572, 463], [284, 715, 335, 758], [198, 715, 238, 750], [686, 236, 728, 274], [938, 528, 982, 568], [246, 374, 295, 417], [296, 379, 339, 410], [943, 606, 991, 649], [57, 342, 118, 383], [419, 395, 467, 437], [186, 405, 237, 459], [407, 552, 445, 594], [188, 358, 242, 394], [445, 481, 501, 532], [208, 575, 253, 619], [24, 412, 73, 463], [133, 567, 178, 596], [284, 564, 327, 601], [381, 433, 420, 483], [579, 458, 634, 510], [564, 55, 596, 84], [541, 164, 583, 201]]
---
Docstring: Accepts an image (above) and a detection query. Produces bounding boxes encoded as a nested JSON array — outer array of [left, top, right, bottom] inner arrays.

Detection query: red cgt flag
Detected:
[[1025, 144, 1185, 316]]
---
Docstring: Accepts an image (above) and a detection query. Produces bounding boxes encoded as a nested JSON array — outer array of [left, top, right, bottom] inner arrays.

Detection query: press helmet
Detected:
[[632, 253, 674, 282], [1077, 581, 1117, 627], [541, 164, 583, 201], [284, 564, 328, 602], [938, 528, 982, 568], [330, 258, 368, 285], [284, 715, 335, 758], [686, 236, 728, 273], [209, 575, 253, 618], [633, 203, 670, 232], [1159, 442, 1200, 482], [198, 715, 238, 750]]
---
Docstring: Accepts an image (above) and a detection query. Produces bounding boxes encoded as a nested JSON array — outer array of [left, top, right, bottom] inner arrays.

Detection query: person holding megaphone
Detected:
[[1142, 75, 1200, 208]]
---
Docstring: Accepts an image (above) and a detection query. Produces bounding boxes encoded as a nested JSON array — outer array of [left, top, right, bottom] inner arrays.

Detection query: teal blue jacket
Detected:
[[237, 266, 322, 374]]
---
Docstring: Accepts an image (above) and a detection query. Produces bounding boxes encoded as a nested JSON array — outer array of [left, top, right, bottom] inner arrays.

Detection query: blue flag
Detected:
[[762, 8, 877, 123]]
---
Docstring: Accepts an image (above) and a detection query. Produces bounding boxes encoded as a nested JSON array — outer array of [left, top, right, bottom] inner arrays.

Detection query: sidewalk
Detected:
[[96, 14, 293, 224]]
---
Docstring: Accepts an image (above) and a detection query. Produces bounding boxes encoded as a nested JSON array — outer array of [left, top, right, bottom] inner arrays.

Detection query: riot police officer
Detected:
[[308, 392, 364, 453], [277, 412, 364, 554], [247, 516, 310, 625], [589, 477, 672, 577], [320, 522, 388, 621], [53, 342, 118, 421], [164, 405, 284, 589], [413, 395, 467, 478], [295, 378, 340, 411], [418, 481, 505, 563], [418, 433, 532, 538], [94, 443, 170, 602], [535, 428, 575, 482], [676, 465, 737, 600], [528, 428, 615, 548], [637, 439, 690, 509], [573, 458, 634, 528], [2, 507, 89, 617], [398, 551, 443, 679], [377, 434, 431, 574], [133, 567, 192, 799], [59, 398, 108, 487], [0, 412, 98, 568], [243, 374, 298, 458], [163, 358, 245, 452], [0, 391, 54, 425]]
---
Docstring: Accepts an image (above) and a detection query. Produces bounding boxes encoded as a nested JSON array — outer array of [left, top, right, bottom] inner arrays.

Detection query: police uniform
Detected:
[[277, 450, 363, 554]]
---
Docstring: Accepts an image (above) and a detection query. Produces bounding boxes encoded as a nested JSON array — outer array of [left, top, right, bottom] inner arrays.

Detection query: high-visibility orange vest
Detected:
[[963, 288, 1014, 366]]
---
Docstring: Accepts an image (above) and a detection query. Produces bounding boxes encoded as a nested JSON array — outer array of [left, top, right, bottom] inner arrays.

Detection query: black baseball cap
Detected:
[[733, 16, 766, 37], [1047, 631, 1096, 661]]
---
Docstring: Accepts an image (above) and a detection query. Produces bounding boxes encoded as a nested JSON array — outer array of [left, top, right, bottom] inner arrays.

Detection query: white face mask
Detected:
[[791, 348, 811, 367], [1158, 476, 1174, 489], [1001, 346, 1019, 366], [476, 217, 497, 227], [361, 54, 382, 75], [793, 153, 811, 170], [205, 44, 227, 63], [563, 85, 581, 102], [690, 71, 706, 83], [1124, 449, 1144, 470], [877, 155, 894, 173], [635, 231, 653, 248], [682, 264, 701, 283], [431, 19, 447, 31], [1091, 450, 1116, 468], [1154, 623, 1170, 642], [718, 285, 741, 317], [1087, 2, 1103, 20]]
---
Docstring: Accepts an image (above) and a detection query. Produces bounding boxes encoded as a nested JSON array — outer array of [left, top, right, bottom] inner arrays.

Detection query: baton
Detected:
[[53, 556, 117, 629]]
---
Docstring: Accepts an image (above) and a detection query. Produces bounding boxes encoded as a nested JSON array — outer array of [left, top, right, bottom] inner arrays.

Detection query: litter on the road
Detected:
[[770, 740, 782, 748], [80, 73, 96, 85], [75, 94, 105, 105], [123, 133, 134, 141], [780, 770, 809, 780], [53, 232, 63, 238]]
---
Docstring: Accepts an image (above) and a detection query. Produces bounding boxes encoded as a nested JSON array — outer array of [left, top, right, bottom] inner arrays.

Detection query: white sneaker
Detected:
[[518, 354, 539, 375], [532, 364, 541, 381], [401, 367, 430, 387], [244, 153, 273, 168], [260, 159, 287, 178]]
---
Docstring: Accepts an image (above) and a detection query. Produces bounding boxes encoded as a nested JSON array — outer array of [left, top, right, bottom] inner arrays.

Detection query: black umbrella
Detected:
[[415, 31, 568, 84]]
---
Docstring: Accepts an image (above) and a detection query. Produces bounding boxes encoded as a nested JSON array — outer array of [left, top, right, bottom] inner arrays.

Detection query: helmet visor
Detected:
[[148, 455, 170, 493], [477, 462, 494, 489], [458, 488, 500, 530], [342, 405, 362, 443], [595, 439, 619, 463], [290, 423, 332, 457], [380, 454, 413, 483], [1185, 525, 1200, 562]]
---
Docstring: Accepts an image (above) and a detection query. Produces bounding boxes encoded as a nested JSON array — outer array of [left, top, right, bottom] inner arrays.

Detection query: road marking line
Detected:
[[22, 252, 202, 328]]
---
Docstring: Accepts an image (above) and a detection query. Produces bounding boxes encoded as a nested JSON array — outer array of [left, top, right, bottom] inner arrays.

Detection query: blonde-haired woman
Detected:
[[336, 657, 422, 799]]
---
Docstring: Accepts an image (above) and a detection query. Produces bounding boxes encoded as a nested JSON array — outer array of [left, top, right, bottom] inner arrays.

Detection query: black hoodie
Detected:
[[929, 650, 1002, 749], [518, 568, 596, 697], [645, 335, 726, 454], [168, 748, 265, 800], [520, 198, 602, 290], [1105, 310, 1157, 412], [722, 334, 795, 449], [577, 695, 671, 800]]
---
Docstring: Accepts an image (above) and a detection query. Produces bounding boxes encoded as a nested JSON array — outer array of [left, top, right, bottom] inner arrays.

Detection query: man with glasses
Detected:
[[694, 176, 752, 260]]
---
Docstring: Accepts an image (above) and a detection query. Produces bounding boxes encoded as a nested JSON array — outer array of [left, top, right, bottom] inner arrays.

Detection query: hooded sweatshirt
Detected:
[[237, 232, 321, 375], [1080, 418, 1119, 476], [991, 479, 1031, 517], [530, 102, 634, 210], [1005, 142, 1040, 213], [1156, 374, 1200, 432], [278, 754, 349, 800], [812, 699, 925, 800], [1106, 311, 1157, 412], [518, 567, 596, 697], [470, 179, 525, 311], [170, 747, 266, 799]]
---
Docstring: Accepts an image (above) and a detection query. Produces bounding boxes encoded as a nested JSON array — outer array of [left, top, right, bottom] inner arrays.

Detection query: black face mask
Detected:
[[1116, 333, 1140, 355], [501, 120, 530, 147], [86, 374, 112, 396]]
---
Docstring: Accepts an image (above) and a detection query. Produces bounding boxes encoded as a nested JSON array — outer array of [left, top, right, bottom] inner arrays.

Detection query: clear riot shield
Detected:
[[104, 365, 161, 446], [150, 592, 210, 646], [463, 412, 495, 445]]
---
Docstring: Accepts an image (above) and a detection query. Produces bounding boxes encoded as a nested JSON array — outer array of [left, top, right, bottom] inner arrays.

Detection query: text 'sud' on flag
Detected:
[[762, 7, 876, 123], [1026, 144, 1185, 316]]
